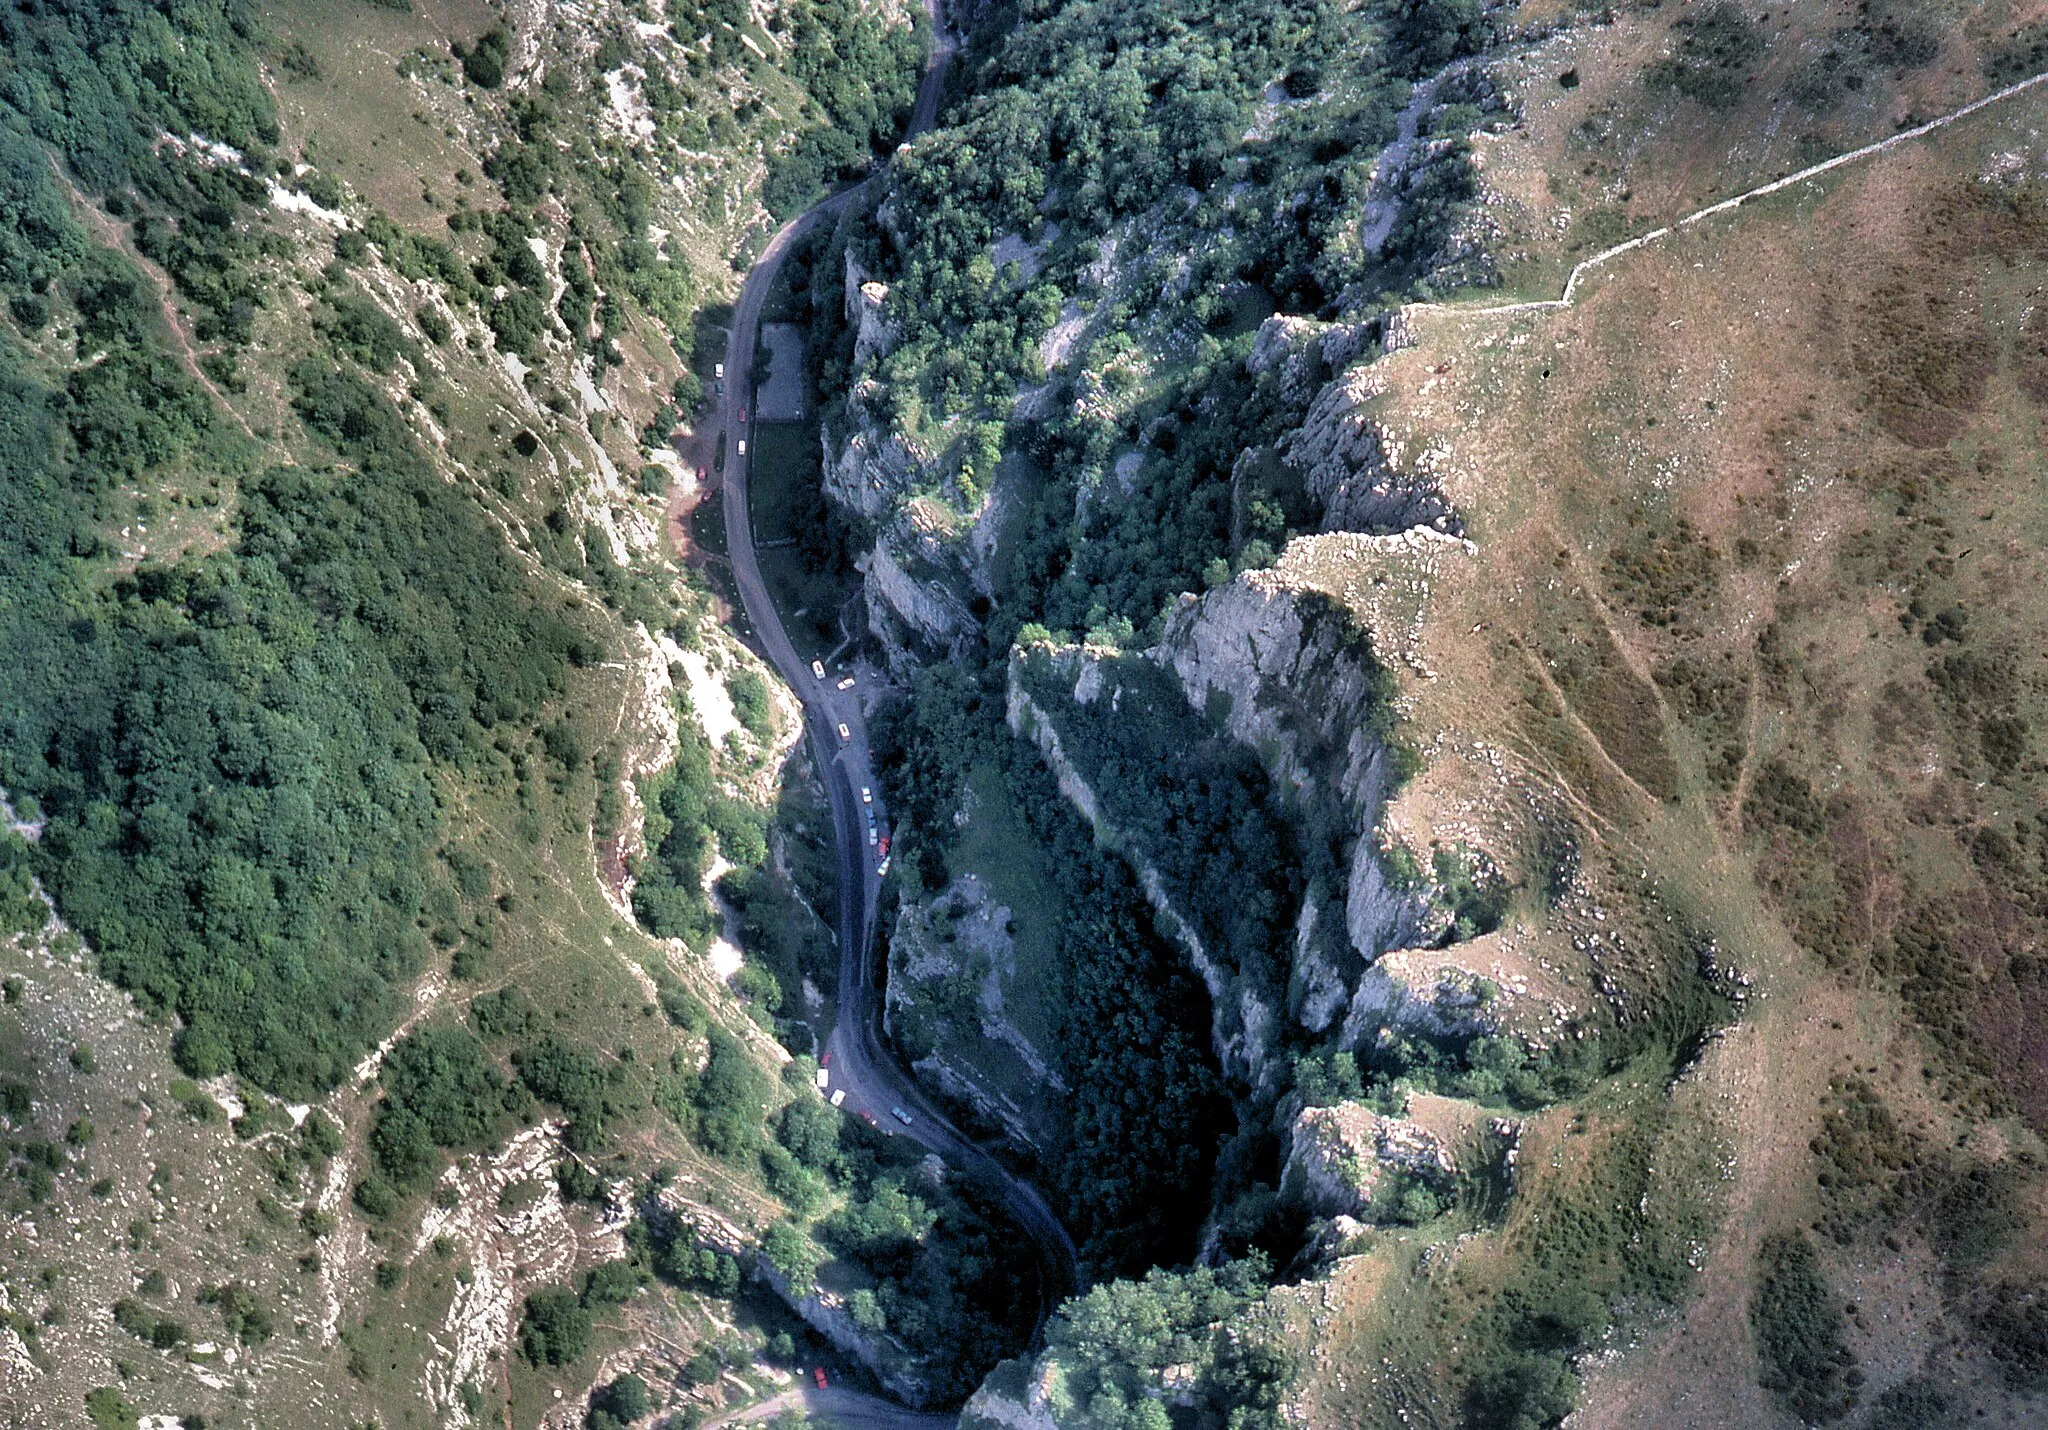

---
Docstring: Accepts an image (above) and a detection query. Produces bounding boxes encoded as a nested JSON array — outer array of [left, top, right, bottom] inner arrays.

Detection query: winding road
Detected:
[[684, 0, 1080, 1380]]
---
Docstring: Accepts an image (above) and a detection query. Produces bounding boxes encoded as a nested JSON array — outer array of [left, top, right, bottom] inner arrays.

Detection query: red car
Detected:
[[813, 1368, 829, 1389]]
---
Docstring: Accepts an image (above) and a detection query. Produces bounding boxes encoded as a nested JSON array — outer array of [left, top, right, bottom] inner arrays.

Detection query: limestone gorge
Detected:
[[9, 0, 2048, 1428]]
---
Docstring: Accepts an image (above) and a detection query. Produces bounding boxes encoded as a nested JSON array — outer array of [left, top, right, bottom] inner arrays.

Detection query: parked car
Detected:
[[876, 856, 890, 877], [830, 1089, 846, 1107], [812, 660, 825, 680], [736, 439, 746, 456], [836, 676, 855, 691], [836, 723, 850, 745], [814, 1067, 829, 1091], [813, 1369, 828, 1390], [860, 786, 872, 804], [714, 362, 724, 379], [891, 1106, 914, 1127]]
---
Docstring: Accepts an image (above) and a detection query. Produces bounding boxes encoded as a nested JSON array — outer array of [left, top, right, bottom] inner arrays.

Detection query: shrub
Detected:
[[761, 1220, 822, 1293], [196, 1282, 274, 1346], [581, 1258, 645, 1308], [352, 1177, 398, 1218], [692, 1027, 769, 1159], [519, 1286, 591, 1366], [457, 26, 513, 88], [84, 1388, 139, 1430], [1751, 1230, 1858, 1422], [589, 1372, 652, 1427], [473, 985, 541, 1041], [1648, 2, 1765, 108], [371, 1023, 507, 1186]]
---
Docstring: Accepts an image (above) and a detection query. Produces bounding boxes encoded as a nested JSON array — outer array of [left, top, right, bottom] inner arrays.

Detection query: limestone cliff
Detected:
[[1154, 571, 1431, 969], [754, 1260, 933, 1406], [1284, 360, 1462, 536], [825, 250, 992, 672], [1279, 1092, 1517, 1224], [885, 874, 1065, 1149]]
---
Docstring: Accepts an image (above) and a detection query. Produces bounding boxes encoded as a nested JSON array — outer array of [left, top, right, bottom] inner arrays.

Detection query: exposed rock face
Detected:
[[961, 1359, 1064, 1430], [823, 408, 923, 523], [861, 525, 978, 671], [1286, 362, 1462, 535], [826, 247, 995, 672], [1006, 658, 1226, 993], [1248, 314, 1379, 408], [1154, 573, 1433, 969], [755, 1260, 932, 1406], [886, 874, 1064, 1148], [1281, 1100, 1457, 1220], [845, 248, 900, 369], [1341, 951, 1505, 1044], [1007, 658, 1274, 1085]]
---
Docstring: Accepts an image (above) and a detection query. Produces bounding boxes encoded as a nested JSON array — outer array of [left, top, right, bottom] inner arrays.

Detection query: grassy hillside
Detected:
[[0, 0, 1004, 1426]]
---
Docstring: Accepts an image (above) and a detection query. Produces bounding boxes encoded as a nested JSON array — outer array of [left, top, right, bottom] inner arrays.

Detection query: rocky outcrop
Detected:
[[1007, 657, 1280, 1085], [755, 1260, 932, 1406], [1280, 1092, 1516, 1224], [887, 874, 1064, 1147], [961, 1358, 1063, 1430], [823, 408, 924, 523], [1154, 574, 1433, 970], [1248, 314, 1379, 409], [855, 505, 990, 676], [1282, 1100, 1456, 1220], [1341, 951, 1505, 1044], [1285, 363, 1461, 535], [1006, 662, 1222, 990], [845, 248, 900, 368], [1337, 924, 1585, 1050]]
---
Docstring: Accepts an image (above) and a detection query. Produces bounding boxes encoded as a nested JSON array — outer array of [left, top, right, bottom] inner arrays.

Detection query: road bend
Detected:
[[697, 0, 1081, 1361]]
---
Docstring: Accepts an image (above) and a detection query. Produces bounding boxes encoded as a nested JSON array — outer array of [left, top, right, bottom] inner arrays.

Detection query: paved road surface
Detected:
[[694, 0, 1079, 1356]]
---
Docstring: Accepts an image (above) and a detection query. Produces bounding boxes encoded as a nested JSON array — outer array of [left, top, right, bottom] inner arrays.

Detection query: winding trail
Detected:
[[688, 0, 1081, 1386], [1429, 66, 2048, 319]]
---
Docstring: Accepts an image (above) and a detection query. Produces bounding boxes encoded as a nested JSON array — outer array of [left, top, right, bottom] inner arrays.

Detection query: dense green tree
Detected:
[[370, 1024, 508, 1187], [519, 1286, 591, 1366], [693, 1027, 771, 1159]]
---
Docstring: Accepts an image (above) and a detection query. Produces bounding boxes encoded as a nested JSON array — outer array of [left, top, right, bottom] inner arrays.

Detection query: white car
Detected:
[[814, 1067, 830, 1091], [715, 362, 725, 379], [736, 439, 746, 456], [811, 660, 825, 680], [830, 1089, 846, 1107], [860, 786, 872, 805], [836, 723, 851, 745], [836, 676, 855, 691]]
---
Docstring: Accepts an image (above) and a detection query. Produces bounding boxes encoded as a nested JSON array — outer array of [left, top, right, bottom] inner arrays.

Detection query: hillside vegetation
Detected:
[[0, 0, 984, 1426]]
